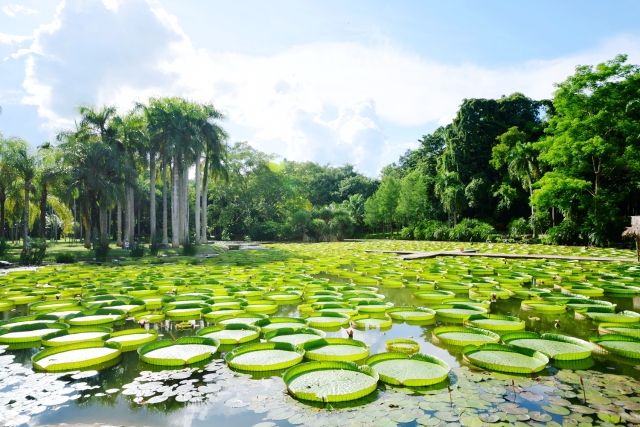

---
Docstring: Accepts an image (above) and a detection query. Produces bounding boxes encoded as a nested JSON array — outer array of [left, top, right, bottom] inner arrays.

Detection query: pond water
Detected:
[[1, 241, 640, 426]]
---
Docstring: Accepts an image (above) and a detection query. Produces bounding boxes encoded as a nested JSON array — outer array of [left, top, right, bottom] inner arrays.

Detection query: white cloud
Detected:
[[10, 0, 640, 176], [2, 4, 38, 18]]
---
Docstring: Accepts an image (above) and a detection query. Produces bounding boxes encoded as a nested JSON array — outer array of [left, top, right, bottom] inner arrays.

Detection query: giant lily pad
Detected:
[[138, 337, 219, 366], [463, 343, 549, 374], [0, 322, 68, 343], [303, 338, 369, 362], [592, 334, 640, 359], [283, 361, 378, 402], [42, 326, 111, 347], [32, 341, 122, 372], [433, 326, 500, 346], [196, 323, 260, 345], [465, 314, 525, 332], [503, 332, 592, 360], [106, 328, 158, 351], [225, 341, 304, 372], [366, 352, 450, 386], [264, 327, 326, 346]]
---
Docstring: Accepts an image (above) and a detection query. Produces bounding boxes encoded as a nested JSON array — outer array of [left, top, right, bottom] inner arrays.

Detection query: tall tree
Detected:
[[10, 139, 36, 249]]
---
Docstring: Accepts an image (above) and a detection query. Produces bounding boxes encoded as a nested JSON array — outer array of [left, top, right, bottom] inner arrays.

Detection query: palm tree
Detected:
[[10, 139, 36, 250], [35, 143, 63, 238], [0, 135, 20, 239], [198, 105, 228, 243]]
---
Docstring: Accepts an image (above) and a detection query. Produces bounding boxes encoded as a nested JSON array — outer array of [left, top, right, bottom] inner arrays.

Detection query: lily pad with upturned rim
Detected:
[[32, 341, 122, 372], [433, 326, 500, 347], [502, 332, 592, 360], [283, 361, 378, 402], [196, 323, 260, 345], [138, 336, 219, 366], [225, 341, 304, 372], [366, 352, 450, 386], [463, 343, 549, 374], [303, 338, 369, 362]]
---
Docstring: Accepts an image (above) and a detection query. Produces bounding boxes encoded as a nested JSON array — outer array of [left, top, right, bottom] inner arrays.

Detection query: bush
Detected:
[[508, 218, 531, 238], [448, 219, 496, 242], [414, 220, 449, 241], [19, 238, 48, 265], [55, 252, 77, 264], [541, 220, 582, 245], [149, 240, 160, 256], [182, 241, 197, 256], [0, 238, 7, 258], [399, 226, 414, 240], [93, 240, 110, 261], [130, 242, 145, 258]]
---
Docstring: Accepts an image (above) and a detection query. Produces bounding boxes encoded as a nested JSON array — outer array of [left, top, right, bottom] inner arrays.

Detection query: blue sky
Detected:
[[1, 0, 639, 176]]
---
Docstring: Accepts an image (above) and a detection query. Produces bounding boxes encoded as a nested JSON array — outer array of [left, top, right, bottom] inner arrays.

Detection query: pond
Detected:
[[1, 241, 640, 426]]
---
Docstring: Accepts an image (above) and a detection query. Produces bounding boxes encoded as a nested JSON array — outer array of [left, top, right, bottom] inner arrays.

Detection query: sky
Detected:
[[1, 1, 639, 177]]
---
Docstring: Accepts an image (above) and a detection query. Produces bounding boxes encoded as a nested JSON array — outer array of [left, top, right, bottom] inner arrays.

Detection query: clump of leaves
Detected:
[[19, 238, 47, 265]]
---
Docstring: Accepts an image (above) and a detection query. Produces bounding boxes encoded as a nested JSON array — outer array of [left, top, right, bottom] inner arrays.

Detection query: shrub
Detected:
[[55, 252, 77, 264], [19, 238, 48, 265], [130, 242, 145, 258], [149, 240, 160, 256], [541, 220, 582, 245], [508, 218, 531, 238], [448, 219, 496, 242], [182, 241, 197, 256], [0, 238, 7, 258], [93, 240, 110, 261], [413, 220, 449, 241], [399, 226, 414, 240]]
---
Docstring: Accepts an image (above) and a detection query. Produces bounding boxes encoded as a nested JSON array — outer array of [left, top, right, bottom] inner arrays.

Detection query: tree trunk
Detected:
[[125, 185, 134, 244], [171, 156, 180, 247], [81, 204, 91, 249], [0, 191, 5, 239], [98, 204, 108, 243], [23, 180, 30, 249], [39, 183, 47, 238], [116, 202, 122, 246], [201, 155, 209, 243], [178, 165, 189, 244], [162, 160, 168, 246], [194, 154, 201, 244], [149, 150, 157, 244], [528, 178, 536, 238]]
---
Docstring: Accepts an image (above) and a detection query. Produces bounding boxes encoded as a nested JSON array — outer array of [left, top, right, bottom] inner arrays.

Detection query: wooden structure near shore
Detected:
[[623, 216, 640, 262]]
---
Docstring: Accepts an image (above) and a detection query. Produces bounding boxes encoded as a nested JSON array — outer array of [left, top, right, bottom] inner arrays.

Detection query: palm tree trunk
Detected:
[[162, 160, 168, 246], [81, 204, 91, 249], [149, 150, 156, 243], [0, 190, 6, 239], [39, 183, 47, 238], [528, 178, 536, 238], [178, 165, 188, 244], [124, 184, 135, 243], [171, 156, 180, 247], [194, 154, 201, 244], [201, 155, 209, 243], [98, 204, 108, 243], [23, 180, 30, 249], [116, 202, 122, 246]]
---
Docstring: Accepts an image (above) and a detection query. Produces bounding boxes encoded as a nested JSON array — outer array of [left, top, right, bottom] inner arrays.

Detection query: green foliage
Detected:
[[129, 242, 145, 258], [541, 220, 582, 245], [181, 241, 197, 256], [55, 252, 77, 264], [508, 218, 531, 238], [19, 238, 47, 265], [93, 240, 110, 261], [448, 219, 496, 242], [0, 239, 7, 258]]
